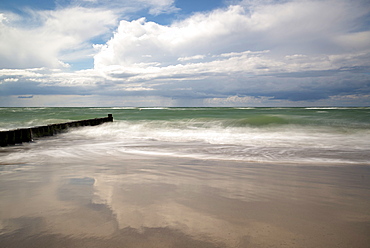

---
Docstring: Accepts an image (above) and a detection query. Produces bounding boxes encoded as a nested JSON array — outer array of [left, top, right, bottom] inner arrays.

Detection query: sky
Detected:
[[0, 0, 369, 107]]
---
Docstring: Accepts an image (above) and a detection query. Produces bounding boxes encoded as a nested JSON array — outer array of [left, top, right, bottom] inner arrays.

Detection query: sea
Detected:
[[1, 107, 369, 166], [1, 107, 370, 247]]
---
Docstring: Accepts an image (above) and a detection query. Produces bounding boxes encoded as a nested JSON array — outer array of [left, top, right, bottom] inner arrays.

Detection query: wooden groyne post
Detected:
[[0, 114, 113, 147]]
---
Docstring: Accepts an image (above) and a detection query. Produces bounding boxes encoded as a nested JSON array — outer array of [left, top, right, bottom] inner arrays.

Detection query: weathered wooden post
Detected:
[[0, 114, 114, 147]]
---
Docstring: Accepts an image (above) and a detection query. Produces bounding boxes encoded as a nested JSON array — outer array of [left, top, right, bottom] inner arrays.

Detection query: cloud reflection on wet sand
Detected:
[[1, 153, 370, 248]]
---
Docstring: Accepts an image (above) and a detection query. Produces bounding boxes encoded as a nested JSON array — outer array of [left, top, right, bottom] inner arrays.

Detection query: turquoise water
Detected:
[[1, 107, 370, 164], [1, 107, 369, 129]]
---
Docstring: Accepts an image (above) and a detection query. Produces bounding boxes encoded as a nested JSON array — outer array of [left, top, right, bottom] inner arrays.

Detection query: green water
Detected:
[[1, 107, 369, 131], [1, 106, 370, 165]]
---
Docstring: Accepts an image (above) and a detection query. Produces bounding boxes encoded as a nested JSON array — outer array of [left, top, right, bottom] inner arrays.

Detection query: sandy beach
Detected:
[[1, 150, 369, 248]]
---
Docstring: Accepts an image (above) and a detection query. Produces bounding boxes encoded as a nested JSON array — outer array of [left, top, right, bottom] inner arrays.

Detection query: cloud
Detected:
[[70, 0, 178, 15], [94, 0, 370, 73], [0, 68, 102, 97], [178, 55, 206, 62], [18, 95, 33, 98], [1, 0, 370, 106], [0, 0, 178, 70], [0, 7, 117, 69], [92, 0, 370, 103]]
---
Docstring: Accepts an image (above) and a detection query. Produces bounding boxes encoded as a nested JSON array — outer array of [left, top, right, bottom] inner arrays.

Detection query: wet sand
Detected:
[[0, 153, 370, 248]]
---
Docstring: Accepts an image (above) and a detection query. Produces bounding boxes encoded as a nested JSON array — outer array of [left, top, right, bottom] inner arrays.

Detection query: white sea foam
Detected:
[[69, 121, 368, 147], [1, 108, 369, 166], [90, 107, 138, 110], [304, 107, 370, 110], [139, 107, 169, 110], [48, 120, 370, 165]]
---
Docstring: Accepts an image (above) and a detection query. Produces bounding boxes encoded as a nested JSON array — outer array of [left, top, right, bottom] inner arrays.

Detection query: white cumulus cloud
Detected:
[[0, 7, 117, 69], [95, 0, 370, 73], [1, 0, 370, 106]]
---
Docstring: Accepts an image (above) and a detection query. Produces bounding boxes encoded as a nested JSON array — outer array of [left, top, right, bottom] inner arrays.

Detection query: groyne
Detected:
[[0, 114, 113, 147]]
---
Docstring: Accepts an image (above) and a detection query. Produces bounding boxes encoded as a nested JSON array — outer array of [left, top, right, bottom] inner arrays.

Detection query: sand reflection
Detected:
[[1, 152, 370, 247]]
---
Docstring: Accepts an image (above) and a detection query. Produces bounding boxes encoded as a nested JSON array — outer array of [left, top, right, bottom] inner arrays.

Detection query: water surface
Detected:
[[1, 107, 370, 247]]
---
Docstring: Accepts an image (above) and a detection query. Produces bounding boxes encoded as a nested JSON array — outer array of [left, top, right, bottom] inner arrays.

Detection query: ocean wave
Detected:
[[1, 107, 369, 165], [304, 107, 370, 110], [90, 107, 138, 110], [66, 119, 370, 152]]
